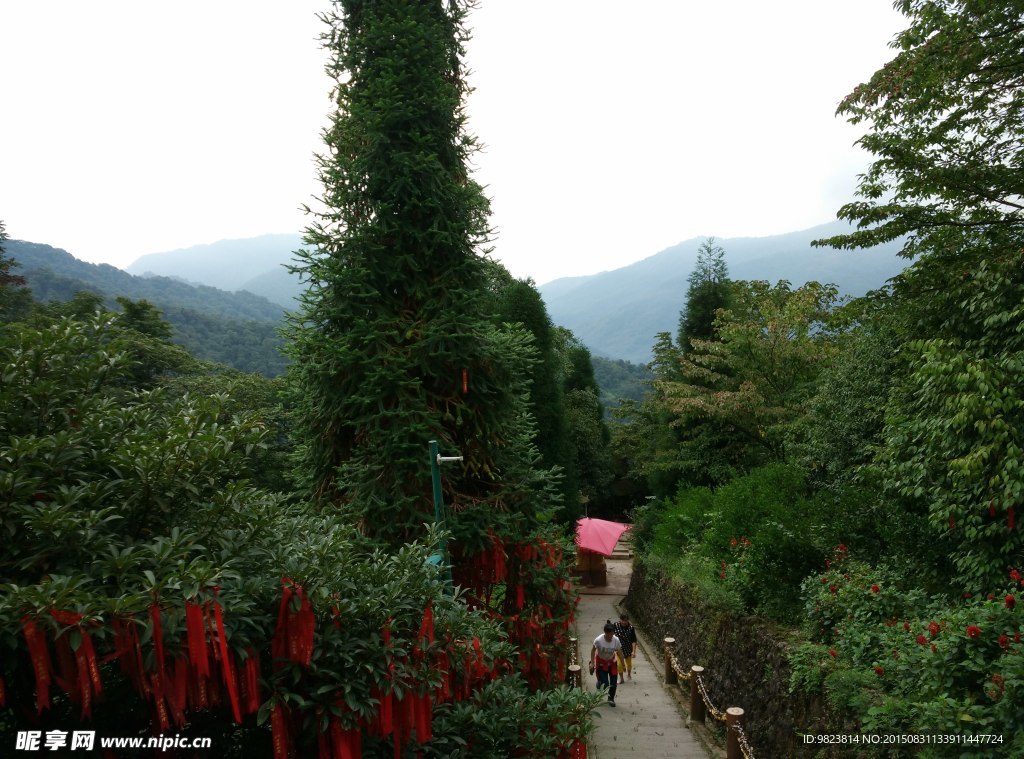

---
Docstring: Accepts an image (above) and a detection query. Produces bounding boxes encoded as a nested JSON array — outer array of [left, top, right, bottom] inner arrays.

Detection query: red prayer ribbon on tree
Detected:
[[185, 600, 210, 679], [22, 617, 52, 713], [212, 589, 242, 723], [271, 704, 289, 759]]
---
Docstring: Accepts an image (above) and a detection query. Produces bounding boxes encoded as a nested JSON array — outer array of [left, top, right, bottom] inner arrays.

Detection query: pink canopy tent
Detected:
[[575, 518, 631, 557]]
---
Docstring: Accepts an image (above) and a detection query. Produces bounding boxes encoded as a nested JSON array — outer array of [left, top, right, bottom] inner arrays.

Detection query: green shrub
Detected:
[[798, 548, 1024, 755], [644, 464, 853, 621]]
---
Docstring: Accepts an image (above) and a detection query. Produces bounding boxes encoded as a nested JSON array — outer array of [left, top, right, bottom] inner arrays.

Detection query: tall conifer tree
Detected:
[[677, 237, 730, 351], [286, 1, 556, 545]]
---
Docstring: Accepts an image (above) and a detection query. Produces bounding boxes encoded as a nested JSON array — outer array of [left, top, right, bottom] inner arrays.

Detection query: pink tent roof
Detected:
[[575, 517, 630, 557]]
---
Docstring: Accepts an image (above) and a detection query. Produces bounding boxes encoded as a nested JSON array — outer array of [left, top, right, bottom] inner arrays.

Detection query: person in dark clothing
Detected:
[[613, 613, 637, 683]]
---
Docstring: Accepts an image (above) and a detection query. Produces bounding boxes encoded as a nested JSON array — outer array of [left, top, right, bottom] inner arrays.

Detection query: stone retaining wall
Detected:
[[626, 559, 846, 758]]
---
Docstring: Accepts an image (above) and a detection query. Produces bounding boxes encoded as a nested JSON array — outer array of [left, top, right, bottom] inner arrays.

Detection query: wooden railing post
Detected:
[[567, 664, 581, 688], [688, 665, 705, 725], [663, 637, 677, 684], [726, 707, 745, 759]]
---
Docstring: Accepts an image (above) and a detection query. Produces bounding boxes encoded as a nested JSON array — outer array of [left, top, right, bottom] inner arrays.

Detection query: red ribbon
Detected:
[[22, 618, 52, 713], [75, 633, 100, 719], [243, 650, 261, 716], [112, 617, 146, 694], [186, 600, 210, 679], [392, 694, 405, 759], [151, 672, 171, 732], [419, 603, 434, 647], [149, 604, 167, 685], [213, 592, 242, 723], [271, 704, 289, 759], [415, 692, 432, 743], [274, 577, 316, 667]]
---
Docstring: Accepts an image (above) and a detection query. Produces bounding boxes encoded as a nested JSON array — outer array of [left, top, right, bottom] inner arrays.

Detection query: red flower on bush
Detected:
[[1011, 569, 1022, 583], [963, 593, 972, 598], [719, 571, 726, 579], [967, 625, 982, 639], [870, 584, 880, 593], [729, 538, 737, 546], [1016, 632, 1022, 644], [916, 634, 927, 645], [828, 648, 838, 658], [830, 584, 838, 595], [987, 594, 995, 601], [930, 644, 937, 653], [1006, 595, 1016, 609], [873, 666, 884, 676], [999, 634, 1009, 649], [903, 622, 911, 632], [928, 621, 940, 638]]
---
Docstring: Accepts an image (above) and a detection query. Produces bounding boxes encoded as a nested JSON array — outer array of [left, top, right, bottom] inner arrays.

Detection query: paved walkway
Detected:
[[576, 557, 711, 759]]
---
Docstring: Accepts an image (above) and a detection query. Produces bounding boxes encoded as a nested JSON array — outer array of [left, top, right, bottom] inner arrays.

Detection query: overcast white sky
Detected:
[[0, 1, 905, 285]]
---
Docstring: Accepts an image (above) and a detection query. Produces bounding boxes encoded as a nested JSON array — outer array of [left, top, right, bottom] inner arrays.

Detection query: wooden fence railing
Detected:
[[663, 637, 756, 759]]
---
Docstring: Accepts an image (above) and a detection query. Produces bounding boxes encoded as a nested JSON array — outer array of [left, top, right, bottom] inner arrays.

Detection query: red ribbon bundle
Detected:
[[271, 704, 290, 759], [149, 604, 167, 684], [112, 617, 146, 694], [412, 692, 432, 743], [274, 577, 316, 668], [329, 715, 362, 759], [22, 617, 52, 713], [185, 600, 210, 679], [212, 590, 242, 723], [241, 649, 262, 717]]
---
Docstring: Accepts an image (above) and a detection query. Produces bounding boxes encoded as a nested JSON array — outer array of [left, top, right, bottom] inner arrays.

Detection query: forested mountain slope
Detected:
[[538, 220, 907, 363], [7, 240, 287, 375]]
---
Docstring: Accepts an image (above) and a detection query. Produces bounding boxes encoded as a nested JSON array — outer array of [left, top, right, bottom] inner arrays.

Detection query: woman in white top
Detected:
[[589, 621, 622, 706]]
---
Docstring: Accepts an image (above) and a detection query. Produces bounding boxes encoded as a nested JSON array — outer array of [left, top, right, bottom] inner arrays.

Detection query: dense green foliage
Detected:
[[636, 464, 849, 620], [0, 272, 593, 757], [490, 271, 577, 516], [590, 355, 651, 411], [619, 1, 1024, 751], [1, 4, 599, 756], [285, 0, 560, 547]]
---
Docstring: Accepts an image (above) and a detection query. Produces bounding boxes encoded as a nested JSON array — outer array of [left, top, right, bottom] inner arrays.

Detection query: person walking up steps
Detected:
[[589, 620, 622, 707], [614, 612, 637, 683]]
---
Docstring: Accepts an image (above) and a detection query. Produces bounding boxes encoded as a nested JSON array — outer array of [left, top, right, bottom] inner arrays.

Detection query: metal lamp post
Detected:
[[428, 439, 461, 591]]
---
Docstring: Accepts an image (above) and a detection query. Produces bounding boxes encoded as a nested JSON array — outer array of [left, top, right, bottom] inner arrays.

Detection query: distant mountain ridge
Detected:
[[9, 240, 285, 323], [115, 221, 909, 365], [5, 240, 288, 375], [128, 234, 305, 308], [537, 220, 908, 364]]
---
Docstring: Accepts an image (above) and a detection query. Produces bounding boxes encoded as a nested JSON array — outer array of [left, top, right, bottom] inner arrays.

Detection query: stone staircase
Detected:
[[609, 530, 633, 561]]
